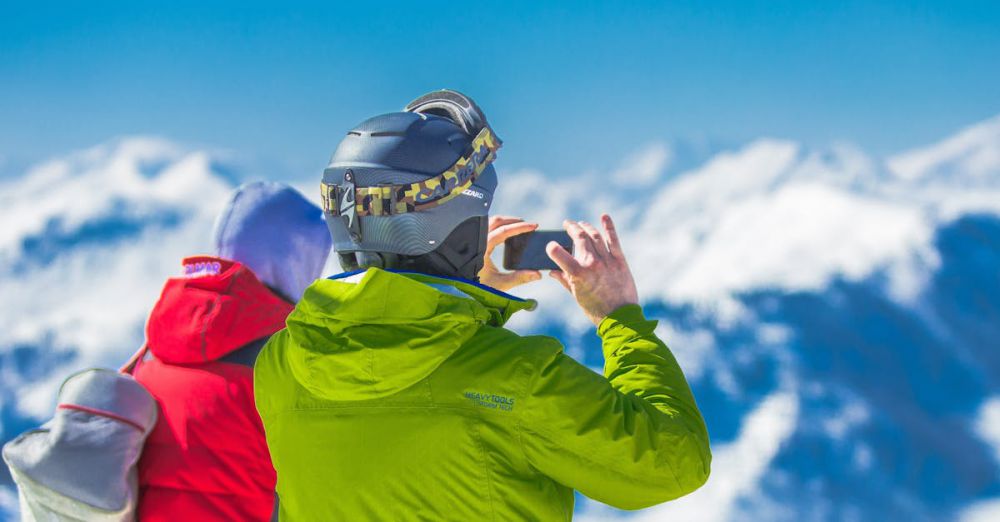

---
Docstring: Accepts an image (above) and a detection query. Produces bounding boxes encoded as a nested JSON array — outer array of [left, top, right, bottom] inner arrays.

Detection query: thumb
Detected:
[[511, 270, 542, 285]]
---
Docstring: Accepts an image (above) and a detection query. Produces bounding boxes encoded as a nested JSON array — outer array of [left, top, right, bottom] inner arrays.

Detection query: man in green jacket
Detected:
[[254, 90, 711, 520]]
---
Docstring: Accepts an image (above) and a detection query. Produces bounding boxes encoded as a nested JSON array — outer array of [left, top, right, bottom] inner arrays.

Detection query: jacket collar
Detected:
[[329, 268, 537, 327]]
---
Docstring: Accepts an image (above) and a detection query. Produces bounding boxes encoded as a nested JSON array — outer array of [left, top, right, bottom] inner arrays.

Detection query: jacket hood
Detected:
[[285, 268, 536, 401], [147, 256, 294, 364], [212, 181, 332, 303]]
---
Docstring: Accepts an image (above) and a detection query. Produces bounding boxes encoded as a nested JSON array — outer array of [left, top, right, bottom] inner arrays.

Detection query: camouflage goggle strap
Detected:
[[322, 126, 501, 224]]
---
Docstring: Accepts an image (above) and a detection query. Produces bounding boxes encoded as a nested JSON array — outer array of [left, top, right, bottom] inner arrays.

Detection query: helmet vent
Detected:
[[404, 89, 490, 138], [420, 107, 462, 125]]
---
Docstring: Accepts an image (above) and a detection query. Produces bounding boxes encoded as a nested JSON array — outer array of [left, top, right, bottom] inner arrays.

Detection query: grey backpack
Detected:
[[2, 353, 157, 522]]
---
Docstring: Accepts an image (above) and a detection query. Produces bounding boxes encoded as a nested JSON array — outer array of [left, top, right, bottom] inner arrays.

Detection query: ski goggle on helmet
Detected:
[[320, 90, 503, 275]]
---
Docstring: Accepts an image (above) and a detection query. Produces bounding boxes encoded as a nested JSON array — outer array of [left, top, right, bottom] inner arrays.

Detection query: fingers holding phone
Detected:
[[545, 214, 639, 326], [477, 216, 543, 292], [481, 213, 639, 325]]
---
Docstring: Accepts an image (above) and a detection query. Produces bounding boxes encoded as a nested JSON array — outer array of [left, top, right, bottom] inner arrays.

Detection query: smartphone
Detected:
[[503, 230, 574, 271]]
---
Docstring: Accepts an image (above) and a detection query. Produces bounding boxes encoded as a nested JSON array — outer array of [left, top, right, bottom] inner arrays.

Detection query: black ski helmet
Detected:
[[321, 90, 502, 280]]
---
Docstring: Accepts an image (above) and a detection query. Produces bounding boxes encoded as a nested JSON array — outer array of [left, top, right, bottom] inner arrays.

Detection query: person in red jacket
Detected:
[[132, 181, 331, 521]]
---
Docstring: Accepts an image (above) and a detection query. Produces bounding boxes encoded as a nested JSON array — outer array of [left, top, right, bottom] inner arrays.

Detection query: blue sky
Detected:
[[1, 1, 999, 180]]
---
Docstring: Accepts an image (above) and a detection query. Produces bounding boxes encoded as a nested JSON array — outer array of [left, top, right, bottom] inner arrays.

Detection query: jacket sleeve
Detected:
[[518, 304, 711, 510]]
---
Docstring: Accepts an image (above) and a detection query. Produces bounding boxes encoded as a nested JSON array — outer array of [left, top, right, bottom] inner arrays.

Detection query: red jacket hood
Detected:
[[146, 256, 294, 364]]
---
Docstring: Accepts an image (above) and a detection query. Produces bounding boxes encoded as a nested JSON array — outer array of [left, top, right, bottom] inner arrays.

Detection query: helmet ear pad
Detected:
[[337, 216, 489, 282]]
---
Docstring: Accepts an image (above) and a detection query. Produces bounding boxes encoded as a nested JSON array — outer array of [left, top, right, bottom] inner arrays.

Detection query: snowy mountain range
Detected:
[[2, 115, 999, 520]]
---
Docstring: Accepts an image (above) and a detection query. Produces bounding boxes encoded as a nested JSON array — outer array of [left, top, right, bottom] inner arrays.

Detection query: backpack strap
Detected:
[[119, 344, 148, 375]]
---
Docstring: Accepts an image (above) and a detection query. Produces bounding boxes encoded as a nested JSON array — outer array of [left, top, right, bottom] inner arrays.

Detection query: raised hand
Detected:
[[545, 214, 639, 326], [478, 215, 543, 292]]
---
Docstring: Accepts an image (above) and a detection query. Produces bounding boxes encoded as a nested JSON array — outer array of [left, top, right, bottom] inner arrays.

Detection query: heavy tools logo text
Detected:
[[463, 391, 515, 412]]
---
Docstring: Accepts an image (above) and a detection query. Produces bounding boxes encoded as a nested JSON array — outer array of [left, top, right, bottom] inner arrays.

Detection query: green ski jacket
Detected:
[[254, 268, 710, 521]]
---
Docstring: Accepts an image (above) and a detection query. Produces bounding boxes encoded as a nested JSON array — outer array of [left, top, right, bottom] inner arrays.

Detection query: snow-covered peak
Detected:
[[887, 114, 1000, 185], [642, 138, 801, 221], [631, 137, 937, 304], [0, 137, 237, 417], [2, 119, 1000, 521], [498, 117, 1000, 330], [611, 142, 673, 187], [0, 136, 233, 265]]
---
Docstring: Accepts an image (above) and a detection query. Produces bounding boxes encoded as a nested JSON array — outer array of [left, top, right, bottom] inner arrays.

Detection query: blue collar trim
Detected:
[[328, 269, 528, 302]]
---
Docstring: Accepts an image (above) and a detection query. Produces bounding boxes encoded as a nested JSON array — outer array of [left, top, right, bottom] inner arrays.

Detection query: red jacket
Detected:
[[134, 256, 293, 521]]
